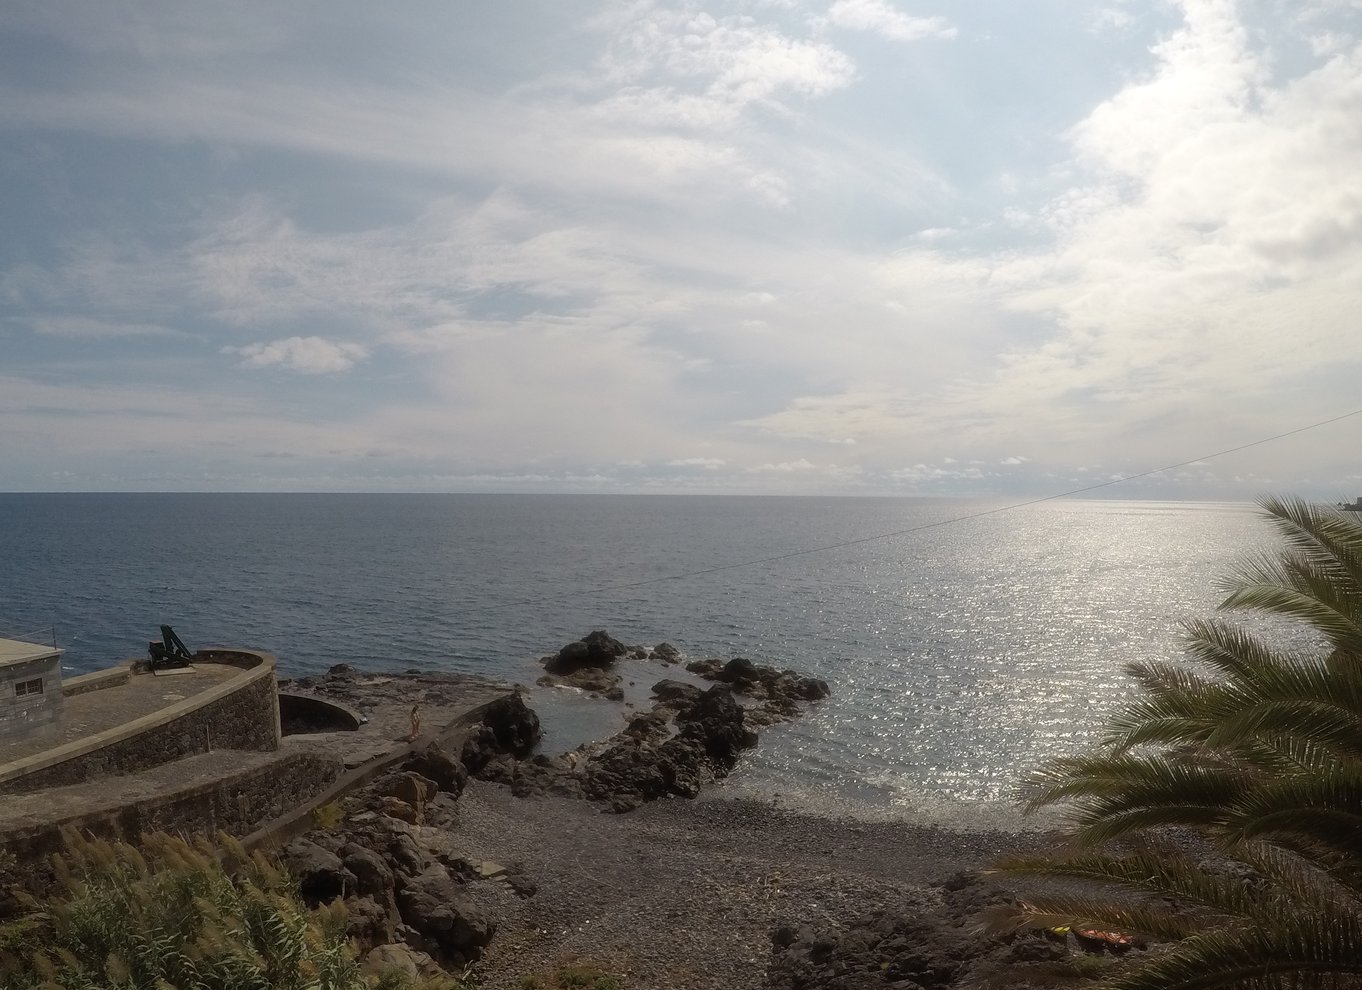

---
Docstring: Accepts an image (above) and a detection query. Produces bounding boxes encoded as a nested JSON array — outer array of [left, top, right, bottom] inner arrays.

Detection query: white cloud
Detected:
[[821, 0, 956, 42], [29, 315, 176, 337], [226, 336, 367, 374], [667, 457, 727, 469], [753, 458, 816, 471], [2, 0, 1360, 495]]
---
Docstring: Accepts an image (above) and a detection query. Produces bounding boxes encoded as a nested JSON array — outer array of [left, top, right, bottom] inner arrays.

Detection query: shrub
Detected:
[[0, 828, 402, 990]]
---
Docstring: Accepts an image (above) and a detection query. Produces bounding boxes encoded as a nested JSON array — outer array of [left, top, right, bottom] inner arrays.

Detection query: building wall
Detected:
[[0, 655, 63, 743]]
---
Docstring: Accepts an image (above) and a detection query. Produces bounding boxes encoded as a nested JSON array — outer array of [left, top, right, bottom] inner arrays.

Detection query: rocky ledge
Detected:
[[497, 631, 830, 812], [275, 633, 838, 982], [535, 629, 682, 700], [769, 874, 1046, 990], [277, 692, 546, 979]]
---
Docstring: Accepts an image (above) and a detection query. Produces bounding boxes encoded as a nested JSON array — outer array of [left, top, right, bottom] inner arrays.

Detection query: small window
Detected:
[[14, 678, 43, 697]]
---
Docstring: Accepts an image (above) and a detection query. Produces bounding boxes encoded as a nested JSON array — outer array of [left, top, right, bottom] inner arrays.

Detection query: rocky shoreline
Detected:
[[272, 633, 1119, 990]]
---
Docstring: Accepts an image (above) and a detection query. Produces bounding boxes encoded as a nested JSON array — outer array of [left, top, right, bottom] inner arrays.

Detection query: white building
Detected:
[[0, 638, 64, 743]]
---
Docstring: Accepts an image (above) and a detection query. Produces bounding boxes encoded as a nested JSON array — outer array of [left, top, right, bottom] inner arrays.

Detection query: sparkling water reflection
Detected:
[[0, 494, 1285, 825]]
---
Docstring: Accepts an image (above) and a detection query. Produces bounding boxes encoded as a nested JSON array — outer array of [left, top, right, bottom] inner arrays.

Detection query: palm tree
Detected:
[[991, 495, 1362, 989]]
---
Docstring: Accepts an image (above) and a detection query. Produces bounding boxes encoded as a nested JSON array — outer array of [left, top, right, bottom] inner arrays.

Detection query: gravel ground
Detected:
[[439, 781, 1049, 990]]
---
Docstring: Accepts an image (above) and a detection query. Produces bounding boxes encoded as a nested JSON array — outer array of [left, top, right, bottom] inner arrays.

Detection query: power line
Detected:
[[459, 405, 1362, 613]]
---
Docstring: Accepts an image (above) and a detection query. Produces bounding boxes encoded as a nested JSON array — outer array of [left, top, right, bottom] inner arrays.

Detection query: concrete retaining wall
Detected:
[[0, 749, 344, 901], [0, 651, 281, 795], [62, 663, 131, 697]]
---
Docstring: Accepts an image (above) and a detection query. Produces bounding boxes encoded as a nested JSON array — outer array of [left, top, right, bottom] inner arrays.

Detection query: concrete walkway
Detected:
[[280, 672, 513, 769], [0, 748, 283, 830]]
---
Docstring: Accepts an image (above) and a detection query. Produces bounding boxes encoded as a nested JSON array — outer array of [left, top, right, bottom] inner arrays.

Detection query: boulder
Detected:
[[462, 692, 541, 774], [652, 678, 702, 706], [718, 657, 762, 684], [767, 877, 1072, 990], [345, 895, 397, 949], [362, 943, 445, 981], [579, 685, 757, 811], [675, 684, 759, 762], [686, 656, 830, 722], [378, 796, 420, 825], [278, 839, 355, 903], [652, 641, 681, 662], [543, 630, 628, 674], [396, 866, 495, 964], [538, 665, 625, 701], [404, 742, 469, 796], [374, 771, 437, 809], [341, 844, 395, 898]]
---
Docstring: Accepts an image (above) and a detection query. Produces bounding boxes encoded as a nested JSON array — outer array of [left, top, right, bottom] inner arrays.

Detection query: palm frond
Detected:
[[1001, 497, 1362, 990], [1099, 911, 1362, 990]]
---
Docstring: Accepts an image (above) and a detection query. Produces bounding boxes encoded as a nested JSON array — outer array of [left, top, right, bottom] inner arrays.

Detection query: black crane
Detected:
[[148, 624, 194, 668]]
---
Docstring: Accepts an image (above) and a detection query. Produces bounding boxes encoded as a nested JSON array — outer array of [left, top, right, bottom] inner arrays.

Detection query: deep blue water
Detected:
[[0, 494, 1282, 826]]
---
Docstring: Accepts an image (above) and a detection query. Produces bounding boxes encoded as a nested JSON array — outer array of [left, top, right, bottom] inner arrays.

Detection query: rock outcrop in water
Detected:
[[476, 681, 761, 812], [686, 655, 831, 726], [475, 630, 831, 813], [535, 629, 630, 700]]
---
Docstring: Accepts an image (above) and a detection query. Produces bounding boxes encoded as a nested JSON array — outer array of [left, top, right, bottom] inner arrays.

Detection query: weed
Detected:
[[312, 800, 346, 831]]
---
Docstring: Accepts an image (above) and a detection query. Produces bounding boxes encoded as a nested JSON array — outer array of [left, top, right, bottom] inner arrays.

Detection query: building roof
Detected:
[[0, 638, 63, 670]]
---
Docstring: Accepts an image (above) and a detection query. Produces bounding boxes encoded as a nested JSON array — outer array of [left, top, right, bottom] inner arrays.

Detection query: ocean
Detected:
[[0, 493, 1283, 827]]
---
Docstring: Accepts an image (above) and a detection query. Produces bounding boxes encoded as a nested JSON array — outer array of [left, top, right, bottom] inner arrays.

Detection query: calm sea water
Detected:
[[0, 494, 1281, 826]]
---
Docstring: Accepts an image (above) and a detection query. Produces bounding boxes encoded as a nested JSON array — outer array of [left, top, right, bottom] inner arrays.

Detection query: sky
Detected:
[[1, 0, 1360, 497]]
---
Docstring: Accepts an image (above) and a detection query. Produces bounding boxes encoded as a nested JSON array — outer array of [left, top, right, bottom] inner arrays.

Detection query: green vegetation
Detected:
[[994, 496, 1362, 989], [514, 960, 623, 990], [0, 829, 448, 990], [312, 801, 347, 832]]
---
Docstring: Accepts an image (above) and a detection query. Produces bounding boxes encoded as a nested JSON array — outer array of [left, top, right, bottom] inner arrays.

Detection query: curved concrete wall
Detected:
[[279, 692, 364, 734], [0, 649, 281, 795]]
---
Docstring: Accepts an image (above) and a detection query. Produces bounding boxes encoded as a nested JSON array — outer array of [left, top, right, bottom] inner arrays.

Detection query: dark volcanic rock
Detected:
[[344, 894, 396, 947], [580, 685, 758, 812], [543, 630, 628, 674], [652, 678, 703, 706], [538, 631, 629, 698], [404, 741, 469, 796], [279, 839, 355, 903], [396, 866, 495, 964], [536, 665, 625, 701], [341, 844, 396, 899], [652, 641, 681, 662], [461, 692, 541, 774], [768, 874, 1098, 990], [686, 656, 829, 725]]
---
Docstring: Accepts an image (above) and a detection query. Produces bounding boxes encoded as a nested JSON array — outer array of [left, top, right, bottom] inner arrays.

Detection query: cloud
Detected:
[[821, 0, 956, 42], [667, 457, 727, 470], [747, 0, 1362, 488], [593, 6, 857, 117], [28, 315, 176, 337], [1, 1, 1359, 495], [225, 336, 367, 374], [753, 458, 816, 471]]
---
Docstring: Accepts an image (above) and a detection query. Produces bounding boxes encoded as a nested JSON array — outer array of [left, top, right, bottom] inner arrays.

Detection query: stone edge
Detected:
[[62, 661, 133, 697]]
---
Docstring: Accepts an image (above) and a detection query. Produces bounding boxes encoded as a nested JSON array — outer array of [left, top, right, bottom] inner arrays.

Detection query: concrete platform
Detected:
[[0, 664, 240, 765], [279, 671, 514, 769]]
